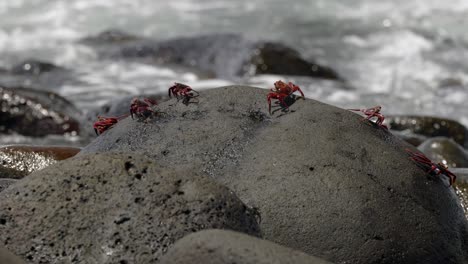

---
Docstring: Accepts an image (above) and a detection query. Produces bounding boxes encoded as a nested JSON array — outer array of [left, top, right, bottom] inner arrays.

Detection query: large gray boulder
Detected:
[[160, 229, 334, 264], [0, 152, 260, 263], [80, 86, 468, 263]]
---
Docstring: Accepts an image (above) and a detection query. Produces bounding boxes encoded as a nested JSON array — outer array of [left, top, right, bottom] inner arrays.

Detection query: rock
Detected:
[[0, 145, 80, 179], [10, 59, 65, 75], [84, 93, 170, 138], [160, 229, 334, 264], [389, 130, 428, 146], [417, 137, 468, 168], [386, 115, 468, 148], [0, 86, 81, 136], [252, 42, 342, 80], [80, 86, 468, 263], [80, 29, 143, 45], [0, 152, 260, 263], [0, 179, 17, 193], [81, 31, 343, 80], [0, 247, 26, 264], [91, 93, 169, 118]]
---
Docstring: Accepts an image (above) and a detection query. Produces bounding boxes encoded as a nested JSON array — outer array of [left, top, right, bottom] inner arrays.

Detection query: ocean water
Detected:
[[1, 0, 468, 145]]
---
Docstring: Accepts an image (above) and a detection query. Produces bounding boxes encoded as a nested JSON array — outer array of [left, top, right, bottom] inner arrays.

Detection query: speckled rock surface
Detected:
[[80, 86, 468, 264], [160, 229, 334, 264], [417, 137, 468, 168], [0, 145, 80, 179], [0, 179, 16, 193], [0, 152, 260, 263]]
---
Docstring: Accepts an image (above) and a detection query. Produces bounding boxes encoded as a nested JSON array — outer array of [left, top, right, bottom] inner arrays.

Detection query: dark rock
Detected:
[[80, 29, 143, 45], [80, 86, 468, 264], [386, 115, 468, 148], [252, 42, 342, 80], [0, 145, 80, 179], [0, 152, 260, 263], [0, 166, 24, 179], [0, 179, 17, 192], [160, 229, 334, 264], [417, 137, 468, 168], [10, 60, 65, 75], [0, 247, 26, 264], [81, 31, 343, 80], [0, 60, 78, 91], [0, 86, 81, 136], [389, 130, 428, 146]]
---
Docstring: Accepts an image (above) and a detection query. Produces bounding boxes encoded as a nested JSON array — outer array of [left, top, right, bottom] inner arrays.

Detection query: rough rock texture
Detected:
[[80, 86, 468, 264], [418, 137, 468, 168], [387, 115, 468, 148], [160, 229, 334, 264], [0, 145, 80, 179], [0, 153, 260, 263], [0, 247, 26, 264], [81, 31, 343, 80], [0, 86, 81, 136], [0, 179, 16, 193]]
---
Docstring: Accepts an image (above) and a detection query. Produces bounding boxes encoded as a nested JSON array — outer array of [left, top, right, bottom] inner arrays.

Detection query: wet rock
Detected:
[[0, 179, 17, 192], [80, 29, 143, 45], [0, 166, 24, 179], [0, 60, 76, 92], [0, 247, 26, 264], [81, 86, 468, 264], [10, 59, 65, 75], [252, 42, 342, 80], [0, 152, 260, 263], [0, 86, 81, 136], [389, 130, 428, 146], [81, 31, 343, 80], [0, 145, 80, 179], [386, 115, 468, 148], [417, 137, 468, 168], [160, 229, 334, 264]]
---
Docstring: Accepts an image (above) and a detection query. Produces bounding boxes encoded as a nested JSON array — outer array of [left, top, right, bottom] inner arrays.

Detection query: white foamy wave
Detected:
[[370, 30, 433, 58]]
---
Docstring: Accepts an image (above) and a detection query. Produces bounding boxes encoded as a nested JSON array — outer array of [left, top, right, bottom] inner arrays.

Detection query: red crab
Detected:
[[130, 97, 161, 120], [348, 106, 387, 129], [168, 82, 199, 105], [93, 115, 128, 135], [267, 80, 305, 114], [406, 149, 456, 186]]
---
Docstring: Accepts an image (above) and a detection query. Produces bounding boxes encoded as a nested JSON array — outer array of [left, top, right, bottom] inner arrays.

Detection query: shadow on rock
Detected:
[[160, 229, 334, 264]]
